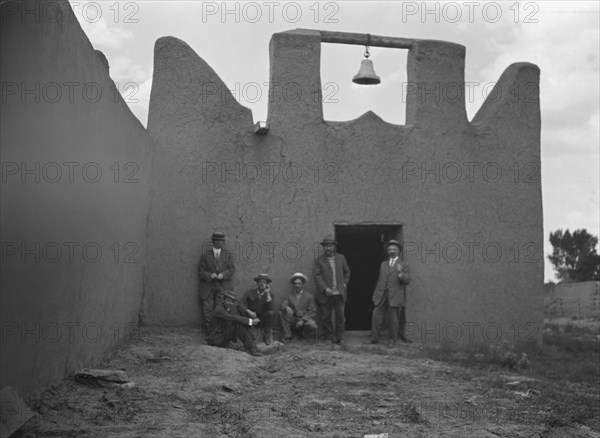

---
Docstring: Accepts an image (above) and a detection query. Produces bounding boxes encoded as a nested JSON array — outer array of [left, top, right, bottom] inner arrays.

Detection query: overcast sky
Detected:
[[71, 1, 599, 282]]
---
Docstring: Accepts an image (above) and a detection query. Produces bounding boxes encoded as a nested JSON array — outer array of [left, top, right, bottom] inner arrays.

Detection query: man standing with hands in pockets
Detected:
[[369, 239, 411, 348], [314, 234, 351, 345]]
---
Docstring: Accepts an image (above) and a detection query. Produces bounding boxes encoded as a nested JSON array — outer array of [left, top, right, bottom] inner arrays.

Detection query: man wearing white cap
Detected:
[[280, 273, 318, 342]]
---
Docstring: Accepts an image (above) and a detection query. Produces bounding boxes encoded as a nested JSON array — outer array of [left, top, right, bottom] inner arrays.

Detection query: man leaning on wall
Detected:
[[198, 232, 235, 334]]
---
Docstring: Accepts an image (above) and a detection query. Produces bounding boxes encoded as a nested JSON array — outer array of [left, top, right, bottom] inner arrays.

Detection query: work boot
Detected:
[[263, 328, 273, 346]]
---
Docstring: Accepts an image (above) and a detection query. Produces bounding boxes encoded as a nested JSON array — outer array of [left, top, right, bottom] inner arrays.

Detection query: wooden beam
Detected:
[[303, 30, 414, 49]]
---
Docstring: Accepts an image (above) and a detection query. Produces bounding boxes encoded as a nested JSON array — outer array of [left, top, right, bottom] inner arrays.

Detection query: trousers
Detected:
[[202, 288, 223, 330], [280, 312, 318, 339], [207, 323, 255, 351], [371, 290, 401, 342], [319, 295, 345, 342]]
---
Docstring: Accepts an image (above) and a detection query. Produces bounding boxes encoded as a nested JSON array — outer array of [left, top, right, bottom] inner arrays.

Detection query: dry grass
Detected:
[[418, 319, 600, 430]]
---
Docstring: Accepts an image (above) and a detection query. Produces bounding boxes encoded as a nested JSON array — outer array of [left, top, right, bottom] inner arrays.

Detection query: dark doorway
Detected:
[[336, 225, 403, 330]]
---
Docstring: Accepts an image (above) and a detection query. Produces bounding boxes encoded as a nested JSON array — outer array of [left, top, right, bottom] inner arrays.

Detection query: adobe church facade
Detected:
[[2, 0, 542, 398], [143, 29, 543, 345]]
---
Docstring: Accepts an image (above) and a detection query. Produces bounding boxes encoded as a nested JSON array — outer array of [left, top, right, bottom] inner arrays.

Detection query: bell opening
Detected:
[[320, 42, 407, 124]]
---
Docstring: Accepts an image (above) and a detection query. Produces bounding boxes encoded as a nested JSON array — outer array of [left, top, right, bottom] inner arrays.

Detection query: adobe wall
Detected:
[[0, 0, 154, 396], [545, 282, 600, 320], [145, 30, 543, 346]]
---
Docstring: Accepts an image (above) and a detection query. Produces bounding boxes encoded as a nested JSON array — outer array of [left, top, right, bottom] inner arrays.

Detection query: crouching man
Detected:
[[241, 273, 276, 345], [207, 290, 263, 356], [280, 273, 318, 342]]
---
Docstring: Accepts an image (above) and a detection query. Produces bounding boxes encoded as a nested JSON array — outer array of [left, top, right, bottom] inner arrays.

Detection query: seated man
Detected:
[[280, 273, 318, 342], [207, 290, 262, 356], [241, 273, 276, 345]]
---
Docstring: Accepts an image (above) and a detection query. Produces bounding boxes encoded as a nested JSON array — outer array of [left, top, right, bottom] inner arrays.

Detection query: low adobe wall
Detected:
[[545, 282, 600, 320]]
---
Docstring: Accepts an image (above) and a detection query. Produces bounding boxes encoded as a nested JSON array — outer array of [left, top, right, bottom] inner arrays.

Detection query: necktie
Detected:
[[389, 259, 394, 267]]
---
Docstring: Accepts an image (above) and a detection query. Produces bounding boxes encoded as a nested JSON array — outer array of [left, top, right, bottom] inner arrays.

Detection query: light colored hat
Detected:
[[289, 272, 308, 284]]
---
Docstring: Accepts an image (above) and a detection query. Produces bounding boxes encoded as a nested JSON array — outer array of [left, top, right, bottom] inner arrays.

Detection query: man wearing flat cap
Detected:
[[198, 232, 235, 333], [241, 273, 276, 345], [370, 240, 411, 348], [207, 290, 262, 356], [280, 273, 318, 342], [314, 234, 351, 344]]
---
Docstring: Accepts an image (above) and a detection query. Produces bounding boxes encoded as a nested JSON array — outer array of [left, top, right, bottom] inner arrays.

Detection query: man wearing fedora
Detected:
[[370, 240, 412, 348], [207, 290, 262, 357], [198, 232, 235, 333], [280, 273, 318, 342], [241, 273, 276, 345], [314, 234, 351, 344]]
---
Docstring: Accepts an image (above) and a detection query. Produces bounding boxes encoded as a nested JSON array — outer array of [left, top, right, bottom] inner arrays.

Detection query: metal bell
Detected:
[[352, 58, 381, 85]]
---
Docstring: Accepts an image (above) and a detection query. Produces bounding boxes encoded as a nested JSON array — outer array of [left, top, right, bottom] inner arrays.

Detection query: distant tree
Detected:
[[548, 229, 600, 282]]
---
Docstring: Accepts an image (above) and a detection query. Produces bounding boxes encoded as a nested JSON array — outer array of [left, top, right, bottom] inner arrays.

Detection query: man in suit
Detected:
[[198, 232, 235, 333], [207, 290, 262, 357], [370, 240, 412, 348], [241, 273, 276, 345], [280, 273, 318, 342], [314, 235, 351, 344]]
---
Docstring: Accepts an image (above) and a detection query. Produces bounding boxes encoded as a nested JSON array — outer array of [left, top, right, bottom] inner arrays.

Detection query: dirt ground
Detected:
[[13, 326, 600, 438]]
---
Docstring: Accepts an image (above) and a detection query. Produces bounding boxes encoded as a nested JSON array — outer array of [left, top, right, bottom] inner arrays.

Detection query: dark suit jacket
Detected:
[[372, 259, 411, 307], [207, 301, 251, 345], [241, 288, 274, 315], [314, 253, 351, 304], [198, 248, 235, 300], [280, 290, 317, 321]]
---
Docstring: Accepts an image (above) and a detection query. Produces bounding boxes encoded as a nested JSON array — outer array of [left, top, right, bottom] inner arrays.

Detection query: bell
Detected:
[[352, 58, 381, 85]]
